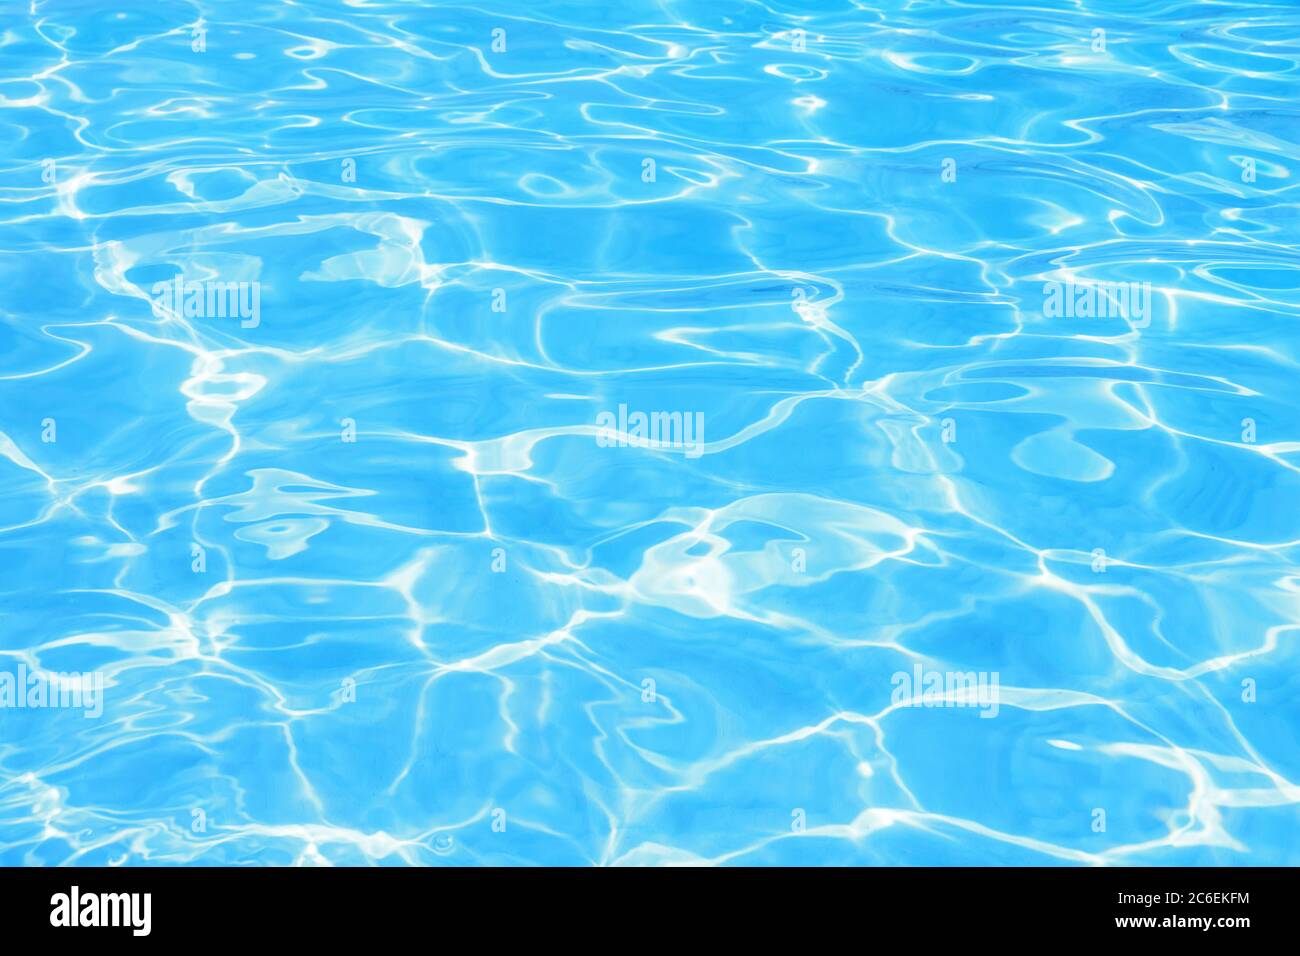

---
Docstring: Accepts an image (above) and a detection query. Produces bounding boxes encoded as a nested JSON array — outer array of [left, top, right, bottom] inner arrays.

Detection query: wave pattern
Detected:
[[1, 0, 1298, 865]]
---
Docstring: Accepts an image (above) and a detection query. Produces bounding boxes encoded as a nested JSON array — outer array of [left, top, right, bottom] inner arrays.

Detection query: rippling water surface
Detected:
[[1, 0, 1298, 866]]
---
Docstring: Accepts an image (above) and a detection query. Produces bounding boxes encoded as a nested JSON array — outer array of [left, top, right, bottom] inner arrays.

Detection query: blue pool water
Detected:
[[1, 0, 1298, 866]]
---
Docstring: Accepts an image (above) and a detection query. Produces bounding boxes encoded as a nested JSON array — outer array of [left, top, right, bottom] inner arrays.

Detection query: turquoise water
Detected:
[[1, 0, 1298, 866]]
